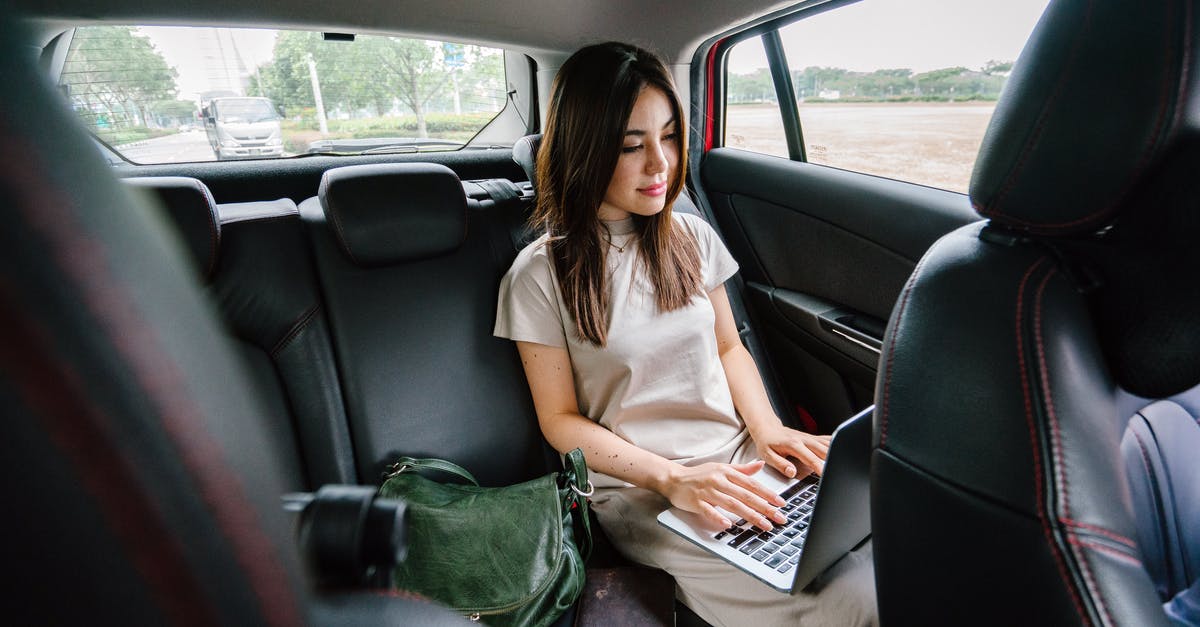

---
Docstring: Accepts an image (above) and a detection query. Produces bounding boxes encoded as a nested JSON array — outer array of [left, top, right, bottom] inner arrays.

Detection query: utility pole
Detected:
[[306, 53, 328, 134], [452, 73, 461, 115]]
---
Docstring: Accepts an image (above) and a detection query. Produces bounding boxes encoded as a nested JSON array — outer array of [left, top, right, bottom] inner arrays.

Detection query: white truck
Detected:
[[201, 96, 284, 160]]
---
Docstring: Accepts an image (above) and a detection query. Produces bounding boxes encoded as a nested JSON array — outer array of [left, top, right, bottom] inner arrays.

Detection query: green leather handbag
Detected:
[[379, 448, 593, 626]]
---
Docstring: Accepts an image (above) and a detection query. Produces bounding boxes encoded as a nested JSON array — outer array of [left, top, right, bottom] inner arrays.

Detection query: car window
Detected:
[[60, 26, 509, 164], [723, 0, 1049, 193]]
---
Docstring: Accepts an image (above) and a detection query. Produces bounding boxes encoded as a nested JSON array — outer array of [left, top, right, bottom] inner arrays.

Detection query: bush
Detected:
[[96, 126, 174, 146], [281, 112, 497, 152], [800, 95, 999, 104], [283, 112, 497, 136]]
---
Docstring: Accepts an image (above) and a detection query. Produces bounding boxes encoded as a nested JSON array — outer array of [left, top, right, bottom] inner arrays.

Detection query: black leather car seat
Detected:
[[0, 17, 462, 625], [1121, 393, 1200, 604], [872, 0, 1198, 624], [125, 176, 358, 489], [299, 163, 553, 486]]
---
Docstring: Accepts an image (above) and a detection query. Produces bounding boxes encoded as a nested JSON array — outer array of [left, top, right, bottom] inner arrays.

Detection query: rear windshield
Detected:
[[59, 26, 509, 164]]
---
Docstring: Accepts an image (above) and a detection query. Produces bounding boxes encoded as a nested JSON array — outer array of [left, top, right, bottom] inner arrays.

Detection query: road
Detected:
[[726, 102, 996, 193], [119, 129, 217, 164]]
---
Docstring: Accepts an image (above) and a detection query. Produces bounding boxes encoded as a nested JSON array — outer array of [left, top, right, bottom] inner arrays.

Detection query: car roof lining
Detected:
[[12, 0, 812, 65]]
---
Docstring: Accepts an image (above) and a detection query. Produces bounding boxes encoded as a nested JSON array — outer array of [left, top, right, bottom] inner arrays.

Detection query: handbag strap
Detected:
[[563, 448, 593, 560], [388, 456, 479, 486]]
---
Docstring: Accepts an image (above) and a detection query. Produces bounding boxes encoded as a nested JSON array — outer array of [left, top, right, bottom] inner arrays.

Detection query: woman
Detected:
[[495, 42, 876, 626]]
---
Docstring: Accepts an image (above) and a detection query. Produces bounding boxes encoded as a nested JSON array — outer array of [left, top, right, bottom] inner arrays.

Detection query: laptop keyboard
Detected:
[[713, 475, 820, 575]]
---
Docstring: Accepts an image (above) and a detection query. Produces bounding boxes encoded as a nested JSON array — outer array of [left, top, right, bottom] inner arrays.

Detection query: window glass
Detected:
[[60, 26, 509, 164], [725, 37, 788, 159], [724, 0, 1049, 192]]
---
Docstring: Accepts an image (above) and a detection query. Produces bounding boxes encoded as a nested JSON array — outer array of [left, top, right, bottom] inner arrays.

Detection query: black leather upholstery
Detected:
[[874, 0, 1199, 624], [0, 22, 310, 626], [970, 0, 1190, 236], [972, 0, 1200, 399], [319, 163, 467, 266], [126, 176, 222, 281], [1121, 395, 1200, 602], [512, 133, 541, 188], [124, 177, 358, 489], [0, 18, 463, 624], [304, 166, 551, 486], [211, 198, 359, 488]]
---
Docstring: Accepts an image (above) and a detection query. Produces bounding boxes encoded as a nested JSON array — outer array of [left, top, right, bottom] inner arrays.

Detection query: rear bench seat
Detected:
[[127, 166, 675, 624], [126, 169, 555, 489]]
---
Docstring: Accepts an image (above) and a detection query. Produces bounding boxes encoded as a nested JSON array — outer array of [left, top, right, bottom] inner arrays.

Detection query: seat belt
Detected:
[[682, 185, 795, 427]]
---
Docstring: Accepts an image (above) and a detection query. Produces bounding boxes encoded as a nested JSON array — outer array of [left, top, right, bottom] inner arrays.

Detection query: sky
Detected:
[[730, 0, 1051, 74], [141, 26, 278, 102]]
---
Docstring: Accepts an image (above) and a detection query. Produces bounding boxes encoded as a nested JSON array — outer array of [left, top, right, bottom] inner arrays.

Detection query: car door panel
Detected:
[[701, 147, 977, 432]]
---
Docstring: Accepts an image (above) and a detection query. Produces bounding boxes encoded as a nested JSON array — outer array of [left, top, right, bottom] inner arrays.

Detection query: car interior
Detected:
[[3, 0, 1198, 624]]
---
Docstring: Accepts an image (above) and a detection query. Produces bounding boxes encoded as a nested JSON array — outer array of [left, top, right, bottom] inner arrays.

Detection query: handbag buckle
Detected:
[[384, 462, 411, 479], [570, 479, 595, 498]]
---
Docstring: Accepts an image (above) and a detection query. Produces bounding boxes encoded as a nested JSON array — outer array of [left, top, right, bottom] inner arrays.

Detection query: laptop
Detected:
[[656, 406, 872, 593]]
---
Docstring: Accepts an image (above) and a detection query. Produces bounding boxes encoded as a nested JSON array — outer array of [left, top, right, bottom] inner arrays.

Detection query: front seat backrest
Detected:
[[0, 17, 462, 625], [872, 0, 1199, 624], [0, 26, 305, 626]]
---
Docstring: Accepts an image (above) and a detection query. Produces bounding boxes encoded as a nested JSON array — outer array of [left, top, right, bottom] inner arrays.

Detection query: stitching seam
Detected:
[[1034, 268, 1110, 626], [879, 249, 931, 448], [1015, 257, 1088, 622], [1061, 518, 1137, 549], [1069, 535, 1145, 568], [270, 304, 320, 358], [1131, 428, 1176, 582]]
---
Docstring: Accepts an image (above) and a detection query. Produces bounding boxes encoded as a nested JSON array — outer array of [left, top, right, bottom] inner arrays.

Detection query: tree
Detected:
[[981, 60, 1014, 76], [794, 66, 849, 98], [913, 66, 968, 96], [150, 99, 199, 126], [727, 68, 773, 103], [369, 38, 453, 136], [250, 31, 321, 111], [60, 26, 178, 129], [457, 47, 505, 112], [255, 33, 466, 137]]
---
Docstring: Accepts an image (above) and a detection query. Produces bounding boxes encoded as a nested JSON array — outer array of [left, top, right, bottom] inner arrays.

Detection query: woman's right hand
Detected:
[[661, 460, 788, 532]]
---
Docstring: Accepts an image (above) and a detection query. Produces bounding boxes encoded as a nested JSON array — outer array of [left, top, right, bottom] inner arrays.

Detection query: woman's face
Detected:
[[597, 86, 679, 221]]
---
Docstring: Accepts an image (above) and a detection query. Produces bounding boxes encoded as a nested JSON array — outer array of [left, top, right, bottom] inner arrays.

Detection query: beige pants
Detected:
[[591, 486, 878, 627]]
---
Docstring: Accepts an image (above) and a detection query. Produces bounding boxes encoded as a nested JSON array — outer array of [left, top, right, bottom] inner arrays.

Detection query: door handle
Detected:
[[817, 310, 884, 354]]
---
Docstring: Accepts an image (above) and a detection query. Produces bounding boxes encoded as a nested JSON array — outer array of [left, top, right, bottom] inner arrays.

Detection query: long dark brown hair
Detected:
[[533, 41, 702, 346]]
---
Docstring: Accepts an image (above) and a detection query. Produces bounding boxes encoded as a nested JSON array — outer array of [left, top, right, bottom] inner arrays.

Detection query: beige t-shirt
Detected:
[[494, 211, 750, 488]]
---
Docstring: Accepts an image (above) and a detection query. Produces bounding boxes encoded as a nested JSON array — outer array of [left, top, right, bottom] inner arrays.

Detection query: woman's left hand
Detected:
[[752, 423, 832, 478]]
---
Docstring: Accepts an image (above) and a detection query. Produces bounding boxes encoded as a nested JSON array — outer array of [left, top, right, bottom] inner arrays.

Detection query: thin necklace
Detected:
[[603, 230, 629, 253]]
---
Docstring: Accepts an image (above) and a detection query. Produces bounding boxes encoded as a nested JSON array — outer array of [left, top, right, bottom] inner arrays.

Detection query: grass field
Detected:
[[725, 102, 997, 193]]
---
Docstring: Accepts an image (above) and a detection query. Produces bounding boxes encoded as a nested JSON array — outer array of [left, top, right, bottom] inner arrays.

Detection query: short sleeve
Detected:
[[494, 239, 568, 348], [676, 212, 739, 292]]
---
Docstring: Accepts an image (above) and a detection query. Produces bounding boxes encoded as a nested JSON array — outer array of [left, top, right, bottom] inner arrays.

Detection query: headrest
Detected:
[[972, 0, 1200, 398], [512, 134, 541, 189], [124, 176, 221, 281], [318, 163, 467, 267], [970, 0, 1198, 235]]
